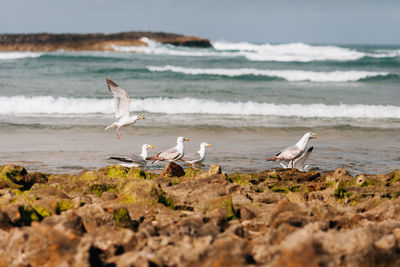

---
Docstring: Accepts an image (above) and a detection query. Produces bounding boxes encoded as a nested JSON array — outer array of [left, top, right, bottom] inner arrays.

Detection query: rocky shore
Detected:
[[0, 32, 212, 51], [1, 163, 400, 266]]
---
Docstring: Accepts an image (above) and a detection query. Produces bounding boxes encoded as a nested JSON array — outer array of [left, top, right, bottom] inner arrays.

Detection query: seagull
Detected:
[[147, 136, 190, 164], [104, 78, 144, 139], [182, 142, 211, 167], [267, 132, 317, 170], [109, 144, 154, 168], [280, 146, 314, 172]]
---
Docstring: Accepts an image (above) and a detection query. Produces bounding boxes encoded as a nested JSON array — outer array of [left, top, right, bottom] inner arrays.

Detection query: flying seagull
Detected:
[[104, 78, 144, 139], [147, 136, 190, 164], [182, 142, 211, 167], [280, 146, 314, 172], [109, 144, 154, 168], [267, 132, 317, 169]]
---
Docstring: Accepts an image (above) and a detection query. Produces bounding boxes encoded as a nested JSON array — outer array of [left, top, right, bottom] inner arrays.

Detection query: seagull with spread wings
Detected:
[[104, 78, 144, 139], [109, 144, 155, 168], [147, 136, 190, 164], [182, 142, 211, 167], [267, 132, 317, 170]]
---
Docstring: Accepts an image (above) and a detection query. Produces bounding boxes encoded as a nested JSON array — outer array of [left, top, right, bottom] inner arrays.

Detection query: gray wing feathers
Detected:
[[182, 153, 201, 162], [106, 78, 131, 119]]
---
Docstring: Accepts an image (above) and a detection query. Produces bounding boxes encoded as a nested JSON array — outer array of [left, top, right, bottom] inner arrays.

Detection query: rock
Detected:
[[160, 162, 185, 177], [240, 207, 256, 220], [209, 164, 221, 175], [374, 235, 396, 251], [0, 32, 212, 52]]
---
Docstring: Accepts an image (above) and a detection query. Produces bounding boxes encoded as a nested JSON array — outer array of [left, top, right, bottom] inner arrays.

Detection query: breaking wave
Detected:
[[147, 65, 390, 82], [1, 95, 400, 119], [0, 52, 42, 60]]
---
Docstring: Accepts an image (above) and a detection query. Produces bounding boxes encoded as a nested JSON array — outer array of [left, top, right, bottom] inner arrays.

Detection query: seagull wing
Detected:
[[294, 146, 313, 170], [182, 153, 201, 162], [110, 155, 145, 164], [278, 145, 302, 160], [106, 78, 131, 119], [156, 150, 181, 161]]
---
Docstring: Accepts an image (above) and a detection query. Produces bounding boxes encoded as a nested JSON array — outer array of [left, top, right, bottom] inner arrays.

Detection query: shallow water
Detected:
[[0, 40, 399, 174]]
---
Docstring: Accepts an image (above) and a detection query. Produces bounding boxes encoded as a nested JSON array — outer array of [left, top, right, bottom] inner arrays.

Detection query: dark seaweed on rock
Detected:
[[1, 164, 400, 266]]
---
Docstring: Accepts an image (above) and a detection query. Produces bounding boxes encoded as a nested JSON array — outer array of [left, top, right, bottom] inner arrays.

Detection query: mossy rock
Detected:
[[228, 173, 251, 186], [0, 165, 28, 190], [89, 183, 117, 197], [185, 167, 205, 179], [56, 199, 75, 214], [18, 205, 49, 225], [127, 168, 151, 180], [118, 178, 166, 206], [271, 186, 290, 194], [205, 196, 236, 220]]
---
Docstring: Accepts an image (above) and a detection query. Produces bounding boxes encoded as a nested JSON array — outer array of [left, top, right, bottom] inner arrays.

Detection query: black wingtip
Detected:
[[308, 146, 314, 152], [105, 77, 119, 89]]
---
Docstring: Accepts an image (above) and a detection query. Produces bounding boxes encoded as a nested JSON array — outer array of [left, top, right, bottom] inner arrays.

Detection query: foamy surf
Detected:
[[147, 65, 389, 82], [111, 38, 399, 62], [1, 95, 400, 119], [0, 52, 42, 60]]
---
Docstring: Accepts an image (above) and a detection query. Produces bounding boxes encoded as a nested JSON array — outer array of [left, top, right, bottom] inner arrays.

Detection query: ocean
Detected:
[[0, 38, 399, 174]]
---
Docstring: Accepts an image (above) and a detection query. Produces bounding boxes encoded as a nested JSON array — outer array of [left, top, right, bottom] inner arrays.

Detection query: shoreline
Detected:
[[1, 163, 400, 265], [0, 31, 212, 51]]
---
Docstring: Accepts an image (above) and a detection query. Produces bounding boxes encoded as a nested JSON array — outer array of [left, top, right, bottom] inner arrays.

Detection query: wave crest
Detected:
[[0, 52, 42, 60], [147, 65, 389, 82], [1, 96, 400, 119]]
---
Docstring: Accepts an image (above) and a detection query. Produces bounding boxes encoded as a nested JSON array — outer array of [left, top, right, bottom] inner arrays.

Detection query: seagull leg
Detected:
[[116, 129, 121, 140]]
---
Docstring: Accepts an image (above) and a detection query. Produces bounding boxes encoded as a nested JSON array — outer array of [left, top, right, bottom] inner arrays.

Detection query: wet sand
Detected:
[[1, 125, 399, 175]]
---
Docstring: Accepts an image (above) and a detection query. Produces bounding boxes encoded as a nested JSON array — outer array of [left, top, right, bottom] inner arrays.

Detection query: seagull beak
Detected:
[[185, 138, 190, 141], [311, 133, 318, 139], [149, 145, 154, 148], [207, 144, 212, 147], [139, 116, 145, 119]]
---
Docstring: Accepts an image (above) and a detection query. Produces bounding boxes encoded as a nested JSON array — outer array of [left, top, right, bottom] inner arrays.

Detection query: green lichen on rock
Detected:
[[0, 165, 28, 190], [34, 205, 52, 218], [228, 173, 251, 186], [107, 165, 130, 179], [89, 183, 117, 197], [56, 199, 75, 214], [113, 207, 130, 226], [206, 196, 236, 220], [272, 186, 290, 194], [79, 171, 100, 181], [127, 168, 151, 180], [117, 178, 166, 206], [18, 205, 46, 225], [185, 167, 205, 179]]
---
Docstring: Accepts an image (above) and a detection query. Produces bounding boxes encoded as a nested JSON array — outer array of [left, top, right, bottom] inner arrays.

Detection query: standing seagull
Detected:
[[147, 136, 190, 164], [105, 78, 144, 139], [109, 144, 154, 168], [267, 132, 317, 169], [182, 142, 212, 167], [280, 146, 314, 172]]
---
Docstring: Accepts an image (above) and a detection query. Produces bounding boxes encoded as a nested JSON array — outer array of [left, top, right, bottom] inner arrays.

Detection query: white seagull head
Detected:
[[177, 136, 190, 143]]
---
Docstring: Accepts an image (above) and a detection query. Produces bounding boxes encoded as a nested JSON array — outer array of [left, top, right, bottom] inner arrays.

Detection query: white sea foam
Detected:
[[111, 37, 230, 57], [147, 65, 388, 82], [112, 38, 399, 62], [213, 41, 367, 62], [1, 95, 400, 119], [0, 52, 42, 60]]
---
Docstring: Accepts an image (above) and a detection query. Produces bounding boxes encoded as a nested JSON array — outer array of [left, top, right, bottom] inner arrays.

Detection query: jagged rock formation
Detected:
[[1, 164, 400, 266], [0, 31, 212, 51]]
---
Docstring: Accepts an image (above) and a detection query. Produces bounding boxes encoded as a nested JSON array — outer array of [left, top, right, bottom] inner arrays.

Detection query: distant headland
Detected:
[[0, 31, 212, 51]]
